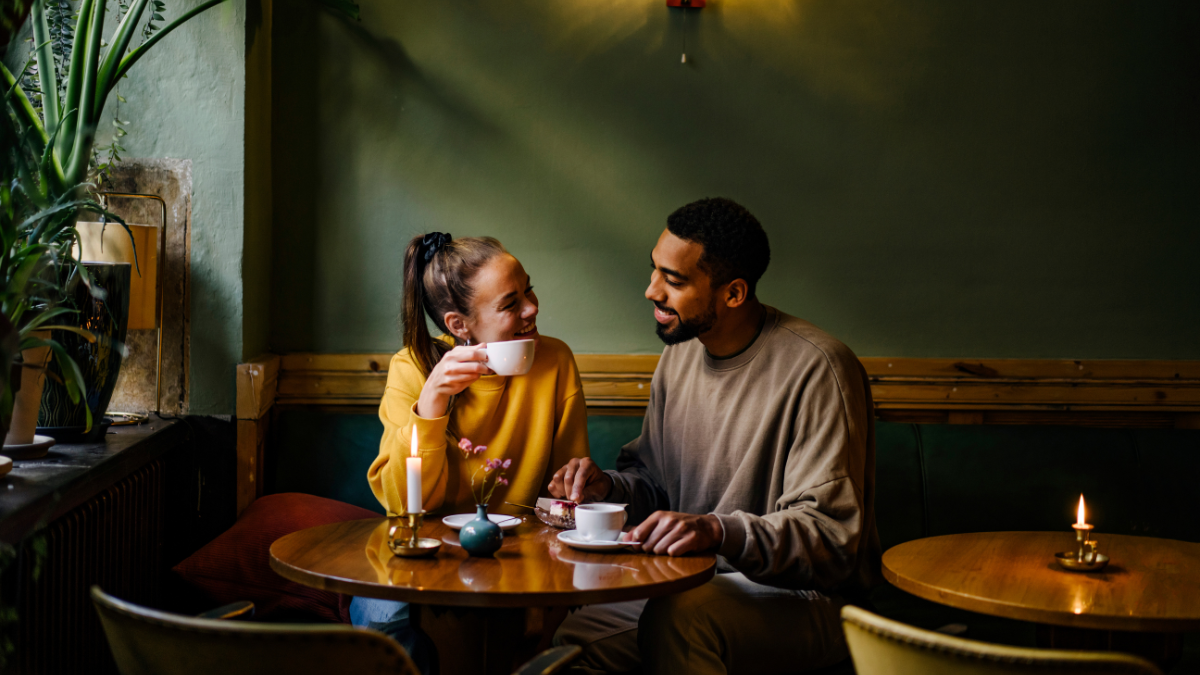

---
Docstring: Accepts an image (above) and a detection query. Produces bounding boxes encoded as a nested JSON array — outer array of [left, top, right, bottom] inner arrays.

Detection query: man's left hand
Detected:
[[622, 511, 723, 556]]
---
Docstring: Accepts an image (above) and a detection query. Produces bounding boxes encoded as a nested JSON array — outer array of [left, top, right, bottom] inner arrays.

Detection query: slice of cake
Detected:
[[549, 500, 577, 519]]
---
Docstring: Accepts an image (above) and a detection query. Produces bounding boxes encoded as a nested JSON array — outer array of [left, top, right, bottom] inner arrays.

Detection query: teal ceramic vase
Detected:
[[38, 262, 131, 441], [459, 504, 502, 557]]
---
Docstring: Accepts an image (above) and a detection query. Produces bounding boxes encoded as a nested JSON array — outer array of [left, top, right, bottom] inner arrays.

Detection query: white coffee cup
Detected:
[[575, 504, 627, 542], [481, 339, 535, 376]]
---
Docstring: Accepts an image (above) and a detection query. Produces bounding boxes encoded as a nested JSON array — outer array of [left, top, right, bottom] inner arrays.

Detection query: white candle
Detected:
[[406, 426, 422, 513]]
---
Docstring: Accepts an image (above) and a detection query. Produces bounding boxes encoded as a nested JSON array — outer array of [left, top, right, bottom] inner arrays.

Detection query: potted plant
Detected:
[[0, 66, 106, 445]]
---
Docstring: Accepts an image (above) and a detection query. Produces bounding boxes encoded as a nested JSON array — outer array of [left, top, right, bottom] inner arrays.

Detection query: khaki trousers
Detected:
[[554, 572, 848, 675]]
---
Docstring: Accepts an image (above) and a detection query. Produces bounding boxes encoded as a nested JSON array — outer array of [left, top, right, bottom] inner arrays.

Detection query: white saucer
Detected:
[[556, 530, 640, 551], [442, 513, 522, 531]]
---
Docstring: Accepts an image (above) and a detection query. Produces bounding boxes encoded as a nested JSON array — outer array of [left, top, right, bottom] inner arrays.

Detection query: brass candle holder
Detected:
[[1055, 522, 1109, 572], [387, 511, 441, 558]]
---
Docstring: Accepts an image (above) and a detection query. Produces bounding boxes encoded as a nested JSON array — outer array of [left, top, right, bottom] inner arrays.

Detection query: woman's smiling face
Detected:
[[458, 254, 539, 345]]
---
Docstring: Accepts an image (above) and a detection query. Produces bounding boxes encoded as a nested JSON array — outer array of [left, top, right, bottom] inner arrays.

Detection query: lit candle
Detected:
[[1071, 493, 1094, 563], [406, 426, 422, 513]]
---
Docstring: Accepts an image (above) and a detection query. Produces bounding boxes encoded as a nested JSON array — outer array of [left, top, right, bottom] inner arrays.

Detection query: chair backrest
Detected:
[[91, 587, 419, 675], [841, 606, 1163, 675]]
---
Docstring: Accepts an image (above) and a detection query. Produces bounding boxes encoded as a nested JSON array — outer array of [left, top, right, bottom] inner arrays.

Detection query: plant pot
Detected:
[[4, 330, 52, 446], [459, 504, 503, 557], [38, 262, 131, 442]]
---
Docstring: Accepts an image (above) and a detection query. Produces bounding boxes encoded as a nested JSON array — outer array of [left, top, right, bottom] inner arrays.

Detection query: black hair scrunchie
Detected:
[[420, 232, 452, 263]]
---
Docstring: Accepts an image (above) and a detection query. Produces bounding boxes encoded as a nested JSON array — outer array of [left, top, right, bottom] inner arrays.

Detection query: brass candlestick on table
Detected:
[[387, 511, 441, 558], [1055, 495, 1108, 572]]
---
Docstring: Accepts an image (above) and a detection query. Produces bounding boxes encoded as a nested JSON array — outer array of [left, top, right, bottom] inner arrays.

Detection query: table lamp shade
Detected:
[[75, 222, 159, 330]]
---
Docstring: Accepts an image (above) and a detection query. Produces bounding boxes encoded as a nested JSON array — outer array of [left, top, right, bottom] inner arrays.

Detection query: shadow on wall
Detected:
[[270, 0, 1200, 359]]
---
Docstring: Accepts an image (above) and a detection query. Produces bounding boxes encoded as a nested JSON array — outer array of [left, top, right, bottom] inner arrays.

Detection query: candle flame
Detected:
[[1076, 494, 1086, 526], [411, 427, 419, 458]]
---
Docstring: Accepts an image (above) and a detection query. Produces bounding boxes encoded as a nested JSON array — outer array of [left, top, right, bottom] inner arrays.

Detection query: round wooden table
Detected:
[[883, 531, 1200, 668], [271, 517, 716, 675]]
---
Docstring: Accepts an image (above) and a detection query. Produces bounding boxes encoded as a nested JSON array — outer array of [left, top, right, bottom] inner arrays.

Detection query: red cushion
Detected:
[[173, 493, 380, 623]]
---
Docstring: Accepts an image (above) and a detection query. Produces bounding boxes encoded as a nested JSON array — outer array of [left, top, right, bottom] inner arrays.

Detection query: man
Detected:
[[549, 197, 882, 674]]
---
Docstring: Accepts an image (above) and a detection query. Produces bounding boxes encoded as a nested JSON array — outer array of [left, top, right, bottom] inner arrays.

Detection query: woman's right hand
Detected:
[[416, 345, 489, 418]]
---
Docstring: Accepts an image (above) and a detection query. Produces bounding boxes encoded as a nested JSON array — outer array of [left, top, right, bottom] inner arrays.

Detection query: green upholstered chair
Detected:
[[842, 605, 1162, 675], [91, 587, 580, 675]]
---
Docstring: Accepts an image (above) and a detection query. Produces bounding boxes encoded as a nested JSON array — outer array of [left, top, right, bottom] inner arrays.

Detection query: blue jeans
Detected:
[[349, 597, 436, 674]]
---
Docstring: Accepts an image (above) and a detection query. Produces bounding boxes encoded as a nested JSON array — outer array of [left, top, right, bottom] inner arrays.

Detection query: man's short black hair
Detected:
[[666, 197, 771, 297]]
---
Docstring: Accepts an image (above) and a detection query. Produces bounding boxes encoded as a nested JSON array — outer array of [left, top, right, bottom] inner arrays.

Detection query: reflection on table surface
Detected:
[[269, 515, 716, 608]]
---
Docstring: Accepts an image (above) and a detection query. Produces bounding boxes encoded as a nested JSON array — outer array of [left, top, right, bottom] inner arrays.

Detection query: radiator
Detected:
[[12, 459, 165, 674]]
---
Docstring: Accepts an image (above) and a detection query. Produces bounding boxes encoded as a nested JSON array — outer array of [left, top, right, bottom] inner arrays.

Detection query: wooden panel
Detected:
[[236, 416, 270, 517], [574, 354, 658, 374], [859, 357, 1200, 381], [254, 352, 1200, 425], [236, 353, 280, 420]]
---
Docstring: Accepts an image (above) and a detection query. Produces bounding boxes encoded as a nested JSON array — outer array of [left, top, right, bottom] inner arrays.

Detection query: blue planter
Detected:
[[459, 504, 502, 557]]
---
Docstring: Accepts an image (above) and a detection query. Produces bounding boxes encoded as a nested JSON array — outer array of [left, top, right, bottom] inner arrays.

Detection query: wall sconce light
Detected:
[[667, 0, 704, 64]]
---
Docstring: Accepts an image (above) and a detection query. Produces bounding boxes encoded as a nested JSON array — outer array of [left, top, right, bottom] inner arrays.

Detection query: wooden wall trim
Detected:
[[235, 352, 1200, 511], [251, 352, 1200, 415]]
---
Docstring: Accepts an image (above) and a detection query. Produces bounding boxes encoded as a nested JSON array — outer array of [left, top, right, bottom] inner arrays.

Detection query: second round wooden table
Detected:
[[882, 531, 1200, 668], [271, 516, 716, 675]]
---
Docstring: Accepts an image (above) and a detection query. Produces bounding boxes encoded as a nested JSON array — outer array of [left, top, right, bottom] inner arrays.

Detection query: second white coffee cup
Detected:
[[575, 504, 627, 542], [481, 339, 535, 376]]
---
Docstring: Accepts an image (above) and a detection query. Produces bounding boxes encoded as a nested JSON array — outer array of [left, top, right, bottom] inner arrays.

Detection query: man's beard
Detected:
[[654, 301, 717, 345]]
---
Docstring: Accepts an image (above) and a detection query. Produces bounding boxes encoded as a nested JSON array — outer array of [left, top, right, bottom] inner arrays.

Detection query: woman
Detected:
[[367, 232, 590, 515], [353, 233, 590, 669]]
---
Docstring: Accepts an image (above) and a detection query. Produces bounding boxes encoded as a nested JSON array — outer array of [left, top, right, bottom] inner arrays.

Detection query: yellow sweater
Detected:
[[368, 336, 590, 516]]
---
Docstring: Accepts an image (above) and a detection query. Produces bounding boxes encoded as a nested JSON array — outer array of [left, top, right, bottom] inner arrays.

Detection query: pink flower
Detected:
[[458, 438, 473, 452], [474, 445, 487, 455], [502, 459, 512, 469], [498, 477, 509, 486], [484, 465, 492, 473]]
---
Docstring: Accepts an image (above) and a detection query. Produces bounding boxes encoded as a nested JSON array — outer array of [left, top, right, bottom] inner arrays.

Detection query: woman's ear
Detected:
[[443, 312, 472, 343]]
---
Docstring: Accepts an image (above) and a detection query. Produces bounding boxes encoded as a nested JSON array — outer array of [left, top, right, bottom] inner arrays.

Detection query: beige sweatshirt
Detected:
[[607, 306, 883, 596]]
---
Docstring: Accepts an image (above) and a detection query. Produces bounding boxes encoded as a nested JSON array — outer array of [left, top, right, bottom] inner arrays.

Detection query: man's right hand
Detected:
[[548, 458, 613, 503]]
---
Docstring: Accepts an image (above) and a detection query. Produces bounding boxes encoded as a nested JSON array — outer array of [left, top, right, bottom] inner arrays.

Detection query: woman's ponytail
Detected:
[[401, 235, 446, 378]]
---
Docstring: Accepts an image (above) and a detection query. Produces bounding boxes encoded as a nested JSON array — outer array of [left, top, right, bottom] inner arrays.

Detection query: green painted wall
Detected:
[[272, 0, 1199, 359], [111, 0, 246, 414]]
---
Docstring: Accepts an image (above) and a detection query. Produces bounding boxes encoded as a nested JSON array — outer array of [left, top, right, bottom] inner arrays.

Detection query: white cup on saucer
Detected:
[[481, 339, 535, 376], [575, 504, 627, 542]]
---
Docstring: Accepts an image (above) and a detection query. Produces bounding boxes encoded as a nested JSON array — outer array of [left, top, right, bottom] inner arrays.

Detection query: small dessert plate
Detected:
[[443, 513, 522, 531], [556, 530, 640, 552]]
